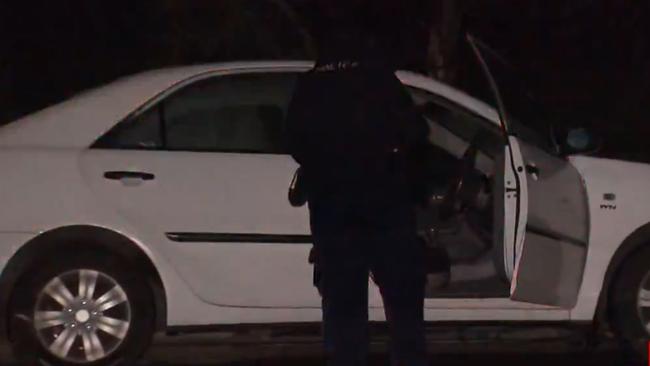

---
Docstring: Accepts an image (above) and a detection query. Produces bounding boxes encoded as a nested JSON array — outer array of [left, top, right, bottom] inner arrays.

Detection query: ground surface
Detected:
[[0, 330, 644, 365], [143, 334, 639, 366]]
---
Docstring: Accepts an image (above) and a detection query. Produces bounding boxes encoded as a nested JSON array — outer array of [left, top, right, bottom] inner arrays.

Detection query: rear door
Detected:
[[468, 35, 589, 308], [81, 70, 321, 308]]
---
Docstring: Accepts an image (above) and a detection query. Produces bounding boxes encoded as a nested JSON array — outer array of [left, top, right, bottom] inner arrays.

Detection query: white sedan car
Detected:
[[0, 40, 648, 365]]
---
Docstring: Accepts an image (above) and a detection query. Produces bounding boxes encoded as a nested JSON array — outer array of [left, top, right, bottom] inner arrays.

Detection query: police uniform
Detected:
[[286, 33, 429, 366]]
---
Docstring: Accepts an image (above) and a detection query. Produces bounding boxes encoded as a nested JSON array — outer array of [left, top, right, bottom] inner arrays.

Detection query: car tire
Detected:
[[608, 244, 650, 360], [8, 251, 155, 366]]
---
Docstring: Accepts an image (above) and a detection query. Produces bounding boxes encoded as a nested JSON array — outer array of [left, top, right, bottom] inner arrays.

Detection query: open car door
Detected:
[[468, 34, 589, 308]]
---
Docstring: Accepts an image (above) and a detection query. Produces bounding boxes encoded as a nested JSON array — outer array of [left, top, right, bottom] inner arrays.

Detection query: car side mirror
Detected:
[[562, 127, 603, 155]]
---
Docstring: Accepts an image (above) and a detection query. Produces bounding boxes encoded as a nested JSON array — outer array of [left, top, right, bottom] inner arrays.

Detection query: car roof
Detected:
[[0, 61, 499, 148]]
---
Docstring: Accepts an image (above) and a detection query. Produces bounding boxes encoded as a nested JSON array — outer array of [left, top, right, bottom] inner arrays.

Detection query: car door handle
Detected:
[[525, 164, 539, 175], [103, 171, 155, 181], [525, 164, 540, 181]]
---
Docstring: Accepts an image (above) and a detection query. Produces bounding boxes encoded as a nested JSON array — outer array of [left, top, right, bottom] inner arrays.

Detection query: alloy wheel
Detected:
[[637, 270, 650, 336], [33, 269, 131, 363]]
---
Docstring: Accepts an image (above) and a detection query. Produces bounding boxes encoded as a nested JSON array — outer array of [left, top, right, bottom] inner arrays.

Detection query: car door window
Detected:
[[408, 87, 504, 174], [94, 72, 297, 154], [95, 106, 163, 150]]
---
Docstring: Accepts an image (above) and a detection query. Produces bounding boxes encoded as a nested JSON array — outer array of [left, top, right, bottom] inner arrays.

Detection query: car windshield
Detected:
[[471, 38, 557, 153]]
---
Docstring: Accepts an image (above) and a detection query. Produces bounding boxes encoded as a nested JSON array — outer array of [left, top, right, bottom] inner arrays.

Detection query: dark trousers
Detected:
[[313, 224, 427, 366]]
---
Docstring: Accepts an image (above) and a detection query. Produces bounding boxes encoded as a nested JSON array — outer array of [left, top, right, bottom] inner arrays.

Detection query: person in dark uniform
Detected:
[[285, 2, 430, 366]]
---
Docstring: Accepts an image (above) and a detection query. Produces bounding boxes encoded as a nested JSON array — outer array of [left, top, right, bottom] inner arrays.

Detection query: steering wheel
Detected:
[[438, 143, 480, 219]]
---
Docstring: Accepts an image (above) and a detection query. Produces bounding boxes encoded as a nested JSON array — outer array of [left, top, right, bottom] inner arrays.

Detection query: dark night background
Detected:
[[1, 0, 649, 160]]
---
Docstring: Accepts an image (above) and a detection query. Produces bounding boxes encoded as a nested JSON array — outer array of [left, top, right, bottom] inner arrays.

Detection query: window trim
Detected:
[[159, 103, 168, 148]]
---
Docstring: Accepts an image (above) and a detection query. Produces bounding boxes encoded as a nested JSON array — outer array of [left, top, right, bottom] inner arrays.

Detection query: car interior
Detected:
[[408, 88, 511, 299]]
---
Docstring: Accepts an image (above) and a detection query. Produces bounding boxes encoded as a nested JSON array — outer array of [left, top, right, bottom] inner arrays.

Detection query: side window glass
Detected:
[[94, 107, 162, 149], [94, 72, 296, 154], [408, 87, 503, 159], [164, 81, 220, 150]]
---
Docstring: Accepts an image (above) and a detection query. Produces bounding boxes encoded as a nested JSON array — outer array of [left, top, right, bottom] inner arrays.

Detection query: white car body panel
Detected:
[[504, 137, 528, 282], [0, 61, 647, 327], [568, 156, 650, 320]]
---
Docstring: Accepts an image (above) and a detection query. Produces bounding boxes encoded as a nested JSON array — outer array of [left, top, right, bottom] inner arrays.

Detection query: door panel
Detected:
[[492, 138, 527, 281], [81, 70, 331, 308], [493, 139, 527, 281], [511, 232, 586, 308], [168, 242, 319, 307], [80, 149, 319, 308], [510, 139, 588, 308], [504, 137, 528, 280], [468, 34, 588, 308], [517, 142, 589, 244]]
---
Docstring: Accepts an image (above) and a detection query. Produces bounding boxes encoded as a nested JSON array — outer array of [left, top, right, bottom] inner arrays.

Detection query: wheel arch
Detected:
[[0, 225, 167, 340], [596, 222, 650, 324]]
